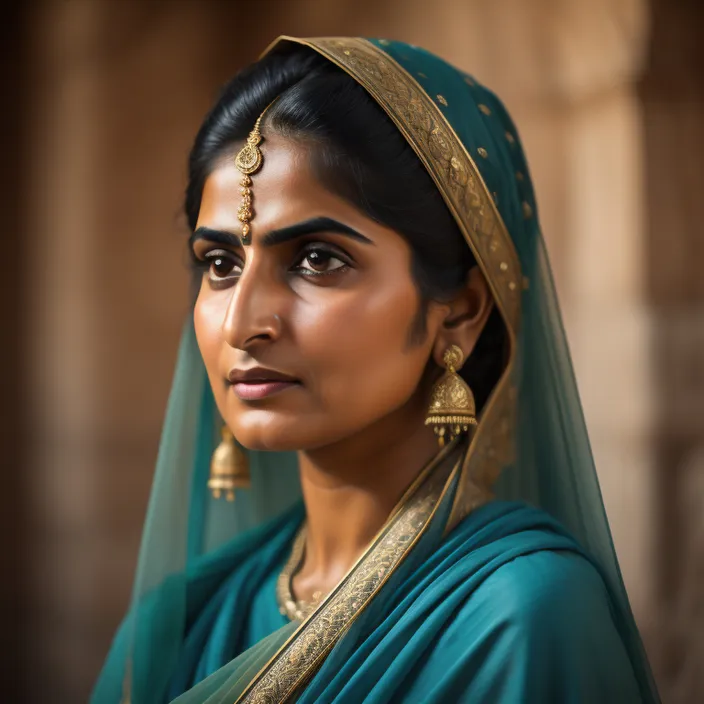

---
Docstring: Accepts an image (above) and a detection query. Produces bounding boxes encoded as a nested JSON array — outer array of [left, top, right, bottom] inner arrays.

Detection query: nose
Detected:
[[221, 257, 283, 351]]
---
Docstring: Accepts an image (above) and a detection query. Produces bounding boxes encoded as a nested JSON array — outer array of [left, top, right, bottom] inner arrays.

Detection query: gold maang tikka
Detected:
[[234, 99, 278, 244]]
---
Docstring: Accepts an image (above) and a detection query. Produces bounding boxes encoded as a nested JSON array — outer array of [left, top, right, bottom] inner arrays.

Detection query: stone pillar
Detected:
[[639, 0, 704, 699], [552, 1, 657, 630]]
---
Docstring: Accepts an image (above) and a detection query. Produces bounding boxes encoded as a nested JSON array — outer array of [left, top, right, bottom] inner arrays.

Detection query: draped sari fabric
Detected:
[[92, 37, 660, 703]]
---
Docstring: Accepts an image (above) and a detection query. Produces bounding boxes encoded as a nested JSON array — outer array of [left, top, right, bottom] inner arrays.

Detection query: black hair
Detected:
[[185, 46, 506, 411]]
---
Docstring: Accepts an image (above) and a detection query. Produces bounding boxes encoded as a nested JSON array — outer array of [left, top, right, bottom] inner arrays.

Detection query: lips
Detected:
[[227, 367, 301, 401]]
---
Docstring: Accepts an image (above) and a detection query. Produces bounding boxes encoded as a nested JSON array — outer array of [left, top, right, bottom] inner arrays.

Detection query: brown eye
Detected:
[[211, 256, 234, 277], [205, 250, 242, 283], [296, 248, 347, 275]]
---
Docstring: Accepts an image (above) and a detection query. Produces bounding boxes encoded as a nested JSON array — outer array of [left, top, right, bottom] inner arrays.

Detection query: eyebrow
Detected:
[[190, 227, 240, 249], [260, 217, 373, 247], [190, 217, 373, 249]]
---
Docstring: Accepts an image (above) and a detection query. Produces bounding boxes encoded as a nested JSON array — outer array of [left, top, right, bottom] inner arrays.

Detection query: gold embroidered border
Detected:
[[262, 36, 520, 530], [236, 443, 462, 703], [234, 36, 523, 701]]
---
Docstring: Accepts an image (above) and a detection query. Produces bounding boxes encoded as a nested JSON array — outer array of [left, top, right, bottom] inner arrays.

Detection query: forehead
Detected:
[[196, 134, 371, 237]]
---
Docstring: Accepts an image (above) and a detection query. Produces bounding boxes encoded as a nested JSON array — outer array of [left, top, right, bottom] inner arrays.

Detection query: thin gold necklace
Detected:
[[276, 524, 326, 622]]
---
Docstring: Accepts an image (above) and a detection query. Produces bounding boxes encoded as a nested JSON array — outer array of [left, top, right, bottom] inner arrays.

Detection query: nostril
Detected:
[[245, 332, 274, 346]]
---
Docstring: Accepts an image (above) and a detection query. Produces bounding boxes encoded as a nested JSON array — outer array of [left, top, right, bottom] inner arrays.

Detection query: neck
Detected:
[[291, 396, 440, 602]]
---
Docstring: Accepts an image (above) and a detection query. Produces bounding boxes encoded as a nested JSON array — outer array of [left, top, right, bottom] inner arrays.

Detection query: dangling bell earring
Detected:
[[208, 425, 250, 501], [425, 345, 478, 447]]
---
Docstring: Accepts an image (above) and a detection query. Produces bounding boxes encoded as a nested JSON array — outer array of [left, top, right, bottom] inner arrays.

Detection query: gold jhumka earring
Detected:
[[425, 345, 477, 447], [208, 425, 250, 501], [234, 99, 278, 244]]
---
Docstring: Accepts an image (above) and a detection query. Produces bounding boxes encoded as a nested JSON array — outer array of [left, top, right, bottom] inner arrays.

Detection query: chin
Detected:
[[228, 409, 358, 453], [228, 414, 321, 453]]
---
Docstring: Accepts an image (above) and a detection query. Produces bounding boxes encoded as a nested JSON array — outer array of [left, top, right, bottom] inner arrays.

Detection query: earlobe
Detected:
[[431, 266, 494, 367]]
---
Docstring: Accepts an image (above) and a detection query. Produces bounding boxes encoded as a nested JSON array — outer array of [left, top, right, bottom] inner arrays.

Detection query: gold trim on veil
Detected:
[[261, 37, 521, 537], [231, 36, 524, 703]]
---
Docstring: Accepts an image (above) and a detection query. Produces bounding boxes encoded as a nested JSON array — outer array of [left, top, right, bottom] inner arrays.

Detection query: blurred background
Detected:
[[1, 0, 702, 701]]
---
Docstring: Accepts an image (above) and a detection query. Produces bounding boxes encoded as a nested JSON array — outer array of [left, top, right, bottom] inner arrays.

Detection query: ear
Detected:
[[431, 266, 494, 369]]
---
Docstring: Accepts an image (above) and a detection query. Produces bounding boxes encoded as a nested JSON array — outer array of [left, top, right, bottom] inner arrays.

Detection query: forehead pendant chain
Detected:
[[235, 99, 278, 244]]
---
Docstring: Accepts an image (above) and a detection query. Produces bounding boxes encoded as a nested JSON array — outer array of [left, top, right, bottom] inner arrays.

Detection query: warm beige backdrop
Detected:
[[6, 0, 702, 702]]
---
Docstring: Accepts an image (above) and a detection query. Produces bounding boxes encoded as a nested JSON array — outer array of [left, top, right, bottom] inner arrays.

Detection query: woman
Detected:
[[92, 37, 660, 703]]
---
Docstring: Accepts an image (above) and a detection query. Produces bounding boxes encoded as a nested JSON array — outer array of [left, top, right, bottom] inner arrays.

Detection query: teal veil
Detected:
[[92, 37, 659, 703]]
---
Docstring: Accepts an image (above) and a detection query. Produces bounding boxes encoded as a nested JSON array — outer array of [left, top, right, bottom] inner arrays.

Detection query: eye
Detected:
[[293, 246, 349, 277], [205, 250, 242, 284]]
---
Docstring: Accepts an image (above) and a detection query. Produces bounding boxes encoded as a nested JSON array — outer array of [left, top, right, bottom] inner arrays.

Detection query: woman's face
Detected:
[[192, 135, 449, 452]]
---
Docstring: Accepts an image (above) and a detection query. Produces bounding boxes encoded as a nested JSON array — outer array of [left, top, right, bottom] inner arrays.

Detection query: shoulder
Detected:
[[454, 550, 621, 664], [420, 550, 643, 702], [469, 549, 613, 634], [412, 513, 646, 700], [483, 548, 608, 606], [443, 501, 613, 629]]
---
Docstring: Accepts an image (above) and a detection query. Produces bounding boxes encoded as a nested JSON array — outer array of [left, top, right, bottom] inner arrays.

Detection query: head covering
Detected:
[[92, 37, 659, 704]]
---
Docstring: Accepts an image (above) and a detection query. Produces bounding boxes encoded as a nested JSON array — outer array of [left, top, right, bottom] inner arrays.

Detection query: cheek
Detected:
[[300, 278, 429, 414], [193, 288, 226, 397]]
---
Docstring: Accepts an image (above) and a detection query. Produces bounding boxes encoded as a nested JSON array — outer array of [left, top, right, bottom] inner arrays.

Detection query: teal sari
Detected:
[[92, 37, 660, 703]]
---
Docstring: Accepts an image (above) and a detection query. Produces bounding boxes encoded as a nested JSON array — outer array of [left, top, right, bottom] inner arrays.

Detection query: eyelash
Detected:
[[292, 243, 351, 277], [190, 242, 353, 285]]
